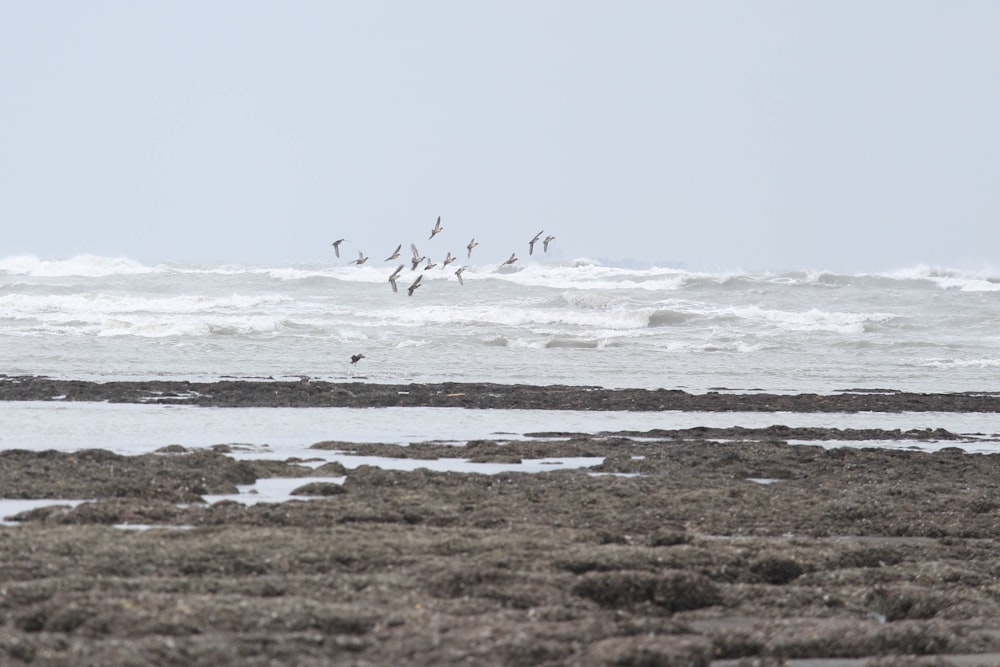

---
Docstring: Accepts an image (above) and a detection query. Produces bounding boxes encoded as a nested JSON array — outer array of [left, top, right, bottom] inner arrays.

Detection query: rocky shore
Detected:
[[3, 380, 1000, 665], [2, 375, 1000, 411]]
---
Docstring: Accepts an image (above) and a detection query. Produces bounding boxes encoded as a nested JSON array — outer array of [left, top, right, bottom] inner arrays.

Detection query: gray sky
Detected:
[[2, 1, 997, 272]]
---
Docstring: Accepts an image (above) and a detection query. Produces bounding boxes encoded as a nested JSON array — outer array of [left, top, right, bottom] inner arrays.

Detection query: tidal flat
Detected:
[[4, 402, 1000, 665]]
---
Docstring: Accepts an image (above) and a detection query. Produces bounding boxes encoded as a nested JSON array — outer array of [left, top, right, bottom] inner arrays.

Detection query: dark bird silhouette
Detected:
[[502, 253, 518, 266], [352, 251, 368, 265], [467, 238, 478, 258], [407, 274, 423, 296], [455, 266, 465, 285], [410, 243, 425, 271], [331, 239, 345, 258], [429, 216, 443, 240], [442, 251, 456, 268], [424, 257, 437, 270], [543, 235, 556, 252], [350, 353, 365, 365], [529, 230, 544, 255], [388, 264, 404, 292], [385, 244, 402, 261]]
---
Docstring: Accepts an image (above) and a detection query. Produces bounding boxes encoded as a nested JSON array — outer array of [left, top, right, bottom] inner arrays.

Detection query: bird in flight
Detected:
[[424, 257, 437, 270], [502, 253, 518, 266], [407, 274, 423, 296], [410, 244, 425, 271], [350, 353, 365, 365], [429, 216, 443, 240], [385, 244, 402, 261], [529, 231, 544, 255], [442, 251, 456, 268], [352, 251, 368, 265], [455, 266, 465, 285], [467, 238, 478, 258], [543, 235, 556, 252], [388, 264, 404, 292], [331, 239, 345, 258]]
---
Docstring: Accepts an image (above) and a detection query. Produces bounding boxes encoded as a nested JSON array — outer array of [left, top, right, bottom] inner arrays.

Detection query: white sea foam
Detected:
[[556, 291, 631, 310], [0, 291, 299, 338], [0, 292, 292, 316], [923, 357, 1000, 369], [714, 305, 895, 334], [474, 260, 699, 292], [367, 303, 652, 333], [883, 265, 1000, 292], [0, 254, 164, 278]]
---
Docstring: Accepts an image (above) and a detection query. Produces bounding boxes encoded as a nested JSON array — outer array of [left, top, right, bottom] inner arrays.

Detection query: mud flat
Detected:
[[4, 421, 1000, 665]]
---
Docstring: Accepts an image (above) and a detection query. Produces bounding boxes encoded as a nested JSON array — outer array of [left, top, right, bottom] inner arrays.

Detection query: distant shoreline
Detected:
[[2, 375, 999, 412]]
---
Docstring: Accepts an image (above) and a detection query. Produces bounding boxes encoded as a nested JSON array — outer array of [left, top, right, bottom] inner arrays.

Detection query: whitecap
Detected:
[[713, 305, 895, 334], [0, 254, 160, 278], [883, 265, 1000, 292]]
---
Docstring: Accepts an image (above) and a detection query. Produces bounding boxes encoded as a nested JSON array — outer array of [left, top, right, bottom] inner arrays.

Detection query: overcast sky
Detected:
[[2, 2, 997, 272]]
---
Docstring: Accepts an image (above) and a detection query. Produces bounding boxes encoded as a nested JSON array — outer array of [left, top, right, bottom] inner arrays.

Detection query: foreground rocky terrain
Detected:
[[4, 416, 1000, 665]]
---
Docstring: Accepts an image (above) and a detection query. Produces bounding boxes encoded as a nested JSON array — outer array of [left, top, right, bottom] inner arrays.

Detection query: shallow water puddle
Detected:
[[5, 402, 1000, 456], [787, 438, 1000, 453], [203, 476, 346, 506], [205, 456, 605, 505], [0, 499, 85, 525]]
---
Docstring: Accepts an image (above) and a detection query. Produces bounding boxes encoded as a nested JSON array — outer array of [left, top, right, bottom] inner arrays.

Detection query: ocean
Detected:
[[2, 253, 1000, 512], [2, 254, 998, 394]]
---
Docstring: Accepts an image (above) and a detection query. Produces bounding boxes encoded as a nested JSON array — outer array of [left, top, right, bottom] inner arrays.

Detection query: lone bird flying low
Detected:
[[467, 238, 478, 258], [429, 216, 443, 240], [407, 274, 423, 296], [502, 253, 518, 266], [385, 244, 402, 261], [331, 239, 345, 258], [350, 354, 365, 365], [529, 230, 544, 255], [455, 266, 465, 285], [388, 264, 404, 292], [352, 251, 368, 265]]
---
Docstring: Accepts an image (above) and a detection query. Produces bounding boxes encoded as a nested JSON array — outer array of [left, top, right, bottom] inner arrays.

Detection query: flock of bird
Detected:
[[330, 216, 556, 298]]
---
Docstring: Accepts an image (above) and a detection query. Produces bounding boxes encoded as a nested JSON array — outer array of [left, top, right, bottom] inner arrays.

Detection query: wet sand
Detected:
[[3, 379, 1000, 665]]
